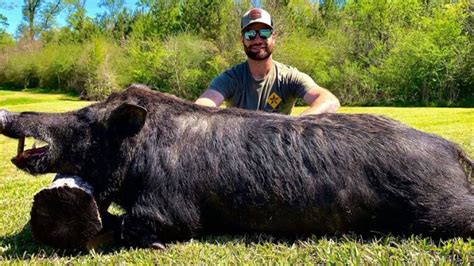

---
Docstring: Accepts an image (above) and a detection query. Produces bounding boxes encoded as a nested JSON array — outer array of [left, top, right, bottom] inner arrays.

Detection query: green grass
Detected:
[[0, 90, 473, 264]]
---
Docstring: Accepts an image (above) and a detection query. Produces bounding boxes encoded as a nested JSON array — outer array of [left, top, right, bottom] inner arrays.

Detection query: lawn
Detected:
[[0, 90, 473, 264]]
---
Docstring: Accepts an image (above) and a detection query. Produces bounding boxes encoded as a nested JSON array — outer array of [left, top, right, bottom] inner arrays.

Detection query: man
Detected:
[[195, 8, 340, 115]]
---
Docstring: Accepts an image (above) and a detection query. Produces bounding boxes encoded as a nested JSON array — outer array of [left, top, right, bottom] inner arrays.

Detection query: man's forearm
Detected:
[[300, 101, 339, 115], [300, 92, 340, 115], [195, 89, 225, 108]]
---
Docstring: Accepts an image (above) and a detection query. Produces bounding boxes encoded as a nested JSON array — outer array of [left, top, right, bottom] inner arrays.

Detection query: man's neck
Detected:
[[248, 57, 273, 80]]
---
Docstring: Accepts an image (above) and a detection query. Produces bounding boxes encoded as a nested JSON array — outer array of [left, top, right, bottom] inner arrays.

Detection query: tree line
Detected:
[[0, 0, 472, 106]]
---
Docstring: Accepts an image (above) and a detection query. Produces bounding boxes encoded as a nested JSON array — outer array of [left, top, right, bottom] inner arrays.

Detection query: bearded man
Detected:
[[196, 8, 340, 115]]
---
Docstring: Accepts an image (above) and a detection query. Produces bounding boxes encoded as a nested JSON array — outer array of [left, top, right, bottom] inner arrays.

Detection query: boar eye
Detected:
[[108, 103, 147, 137], [76, 109, 95, 123]]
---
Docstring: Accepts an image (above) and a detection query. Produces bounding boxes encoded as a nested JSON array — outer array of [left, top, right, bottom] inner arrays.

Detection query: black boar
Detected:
[[0, 84, 472, 249]]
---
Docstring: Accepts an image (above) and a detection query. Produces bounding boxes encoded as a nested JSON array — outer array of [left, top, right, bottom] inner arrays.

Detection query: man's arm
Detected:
[[195, 89, 225, 107], [300, 86, 340, 116]]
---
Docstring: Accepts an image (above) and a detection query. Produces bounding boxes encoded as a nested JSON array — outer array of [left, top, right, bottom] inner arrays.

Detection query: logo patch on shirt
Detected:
[[267, 92, 282, 109]]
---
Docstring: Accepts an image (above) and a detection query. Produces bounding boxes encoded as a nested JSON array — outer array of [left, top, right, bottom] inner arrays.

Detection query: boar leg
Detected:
[[115, 214, 166, 250]]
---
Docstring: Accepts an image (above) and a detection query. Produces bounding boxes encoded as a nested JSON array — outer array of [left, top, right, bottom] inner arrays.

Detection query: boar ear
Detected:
[[108, 103, 147, 137]]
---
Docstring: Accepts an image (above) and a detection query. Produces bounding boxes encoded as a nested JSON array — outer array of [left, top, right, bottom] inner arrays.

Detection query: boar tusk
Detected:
[[17, 137, 25, 155]]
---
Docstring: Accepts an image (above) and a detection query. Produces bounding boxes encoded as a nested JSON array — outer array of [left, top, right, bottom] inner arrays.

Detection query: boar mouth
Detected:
[[11, 136, 53, 174]]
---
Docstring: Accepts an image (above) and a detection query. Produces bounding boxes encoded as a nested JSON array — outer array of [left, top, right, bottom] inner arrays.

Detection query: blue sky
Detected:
[[1, 0, 138, 34]]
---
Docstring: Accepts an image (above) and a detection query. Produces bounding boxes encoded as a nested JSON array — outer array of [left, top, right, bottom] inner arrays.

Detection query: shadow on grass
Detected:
[[0, 225, 378, 259], [0, 223, 102, 259], [194, 230, 458, 250], [2, 224, 460, 260], [198, 232, 386, 246]]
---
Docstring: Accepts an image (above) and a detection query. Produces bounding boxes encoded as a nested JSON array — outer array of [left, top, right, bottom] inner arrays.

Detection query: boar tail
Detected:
[[457, 146, 474, 192]]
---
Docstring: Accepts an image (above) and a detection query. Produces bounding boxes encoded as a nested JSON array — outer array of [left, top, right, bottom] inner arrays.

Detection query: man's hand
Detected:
[[195, 89, 225, 107]]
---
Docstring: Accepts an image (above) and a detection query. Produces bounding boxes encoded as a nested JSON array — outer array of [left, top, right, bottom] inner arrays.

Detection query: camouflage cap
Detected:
[[241, 8, 273, 31]]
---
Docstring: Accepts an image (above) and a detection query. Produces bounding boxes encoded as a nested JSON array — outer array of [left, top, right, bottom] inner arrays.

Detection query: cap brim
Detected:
[[241, 20, 273, 31]]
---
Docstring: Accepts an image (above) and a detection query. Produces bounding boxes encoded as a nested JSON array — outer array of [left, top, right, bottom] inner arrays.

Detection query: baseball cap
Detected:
[[241, 8, 273, 31]]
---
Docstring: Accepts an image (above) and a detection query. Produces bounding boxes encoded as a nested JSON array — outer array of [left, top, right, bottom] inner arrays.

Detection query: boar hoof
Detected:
[[149, 241, 166, 250]]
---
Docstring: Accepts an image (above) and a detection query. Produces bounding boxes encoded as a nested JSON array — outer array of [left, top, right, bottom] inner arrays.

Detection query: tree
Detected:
[[99, 0, 134, 41], [64, 0, 86, 30], [0, 14, 7, 29], [22, 0, 44, 40], [180, 0, 234, 41], [20, 0, 64, 40], [131, 0, 182, 39], [40, 0, 63, 30], [0, 0, 12, 31], [63, 0, 100, 41]]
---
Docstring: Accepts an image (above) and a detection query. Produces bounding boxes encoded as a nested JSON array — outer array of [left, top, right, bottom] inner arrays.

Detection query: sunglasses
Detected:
[[243, 28, 273, 40]]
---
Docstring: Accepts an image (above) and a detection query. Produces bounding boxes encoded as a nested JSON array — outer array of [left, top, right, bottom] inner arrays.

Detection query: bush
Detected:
[[375, 2, 471, 105], [81, 38, 126, 100], [35, 43, 85, 93], [126, 37, 168, 89], [161, 34, 221, 99], [0, 39, 130, 100], [1, 44, 42, 88], [0, 32, 15, 52], [127, 34, 224, 100]]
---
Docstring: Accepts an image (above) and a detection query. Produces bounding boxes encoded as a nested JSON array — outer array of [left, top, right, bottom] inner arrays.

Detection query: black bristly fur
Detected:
[[1, 84, 473, 248]]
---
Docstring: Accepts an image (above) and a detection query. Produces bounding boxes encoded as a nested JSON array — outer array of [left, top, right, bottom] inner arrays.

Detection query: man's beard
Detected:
[[244, 43, 273, 60]]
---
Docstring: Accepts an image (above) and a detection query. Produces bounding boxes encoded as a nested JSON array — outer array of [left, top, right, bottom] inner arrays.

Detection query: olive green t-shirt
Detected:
[[209, 60, 318, 114]]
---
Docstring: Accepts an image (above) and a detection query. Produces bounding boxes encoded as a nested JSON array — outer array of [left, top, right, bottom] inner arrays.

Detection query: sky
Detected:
[[1, 0, 138, 35]]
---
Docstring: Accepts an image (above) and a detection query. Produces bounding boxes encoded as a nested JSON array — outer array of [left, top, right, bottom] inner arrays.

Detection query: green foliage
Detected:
[[0, 0, 472, 105], [161, 34, 221, 99], [0, 13, 7, 29], [126, 37, 166, 86], [62, 0, 102, 42], [35, 42, 85, 92], [131, 0, 182, 40], [180, 0, 234, 41], [97, 4, 134, 41], [0, 32, 14, 51], [0, 38, 129, 100], [1, 46, 40, 88], [127, 34, 223, 100], [82, 38, 124, 100], [375, 2, 472, 105], [275, 32, 332, 84], [39, 0, 63, 31]]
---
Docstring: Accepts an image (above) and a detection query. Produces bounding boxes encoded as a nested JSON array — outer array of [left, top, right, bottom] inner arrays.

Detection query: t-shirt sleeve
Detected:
[[290, 71, 319, 99], [208, 71, 235, 99]]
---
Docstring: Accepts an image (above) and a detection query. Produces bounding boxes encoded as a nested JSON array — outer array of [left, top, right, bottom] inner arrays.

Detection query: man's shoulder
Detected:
[[210, 61, 247, 90], [273, 61, 317, 90], [219, 61, 248, 79], [273, 60, 308, 79], [273, 60, 303, 75]]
